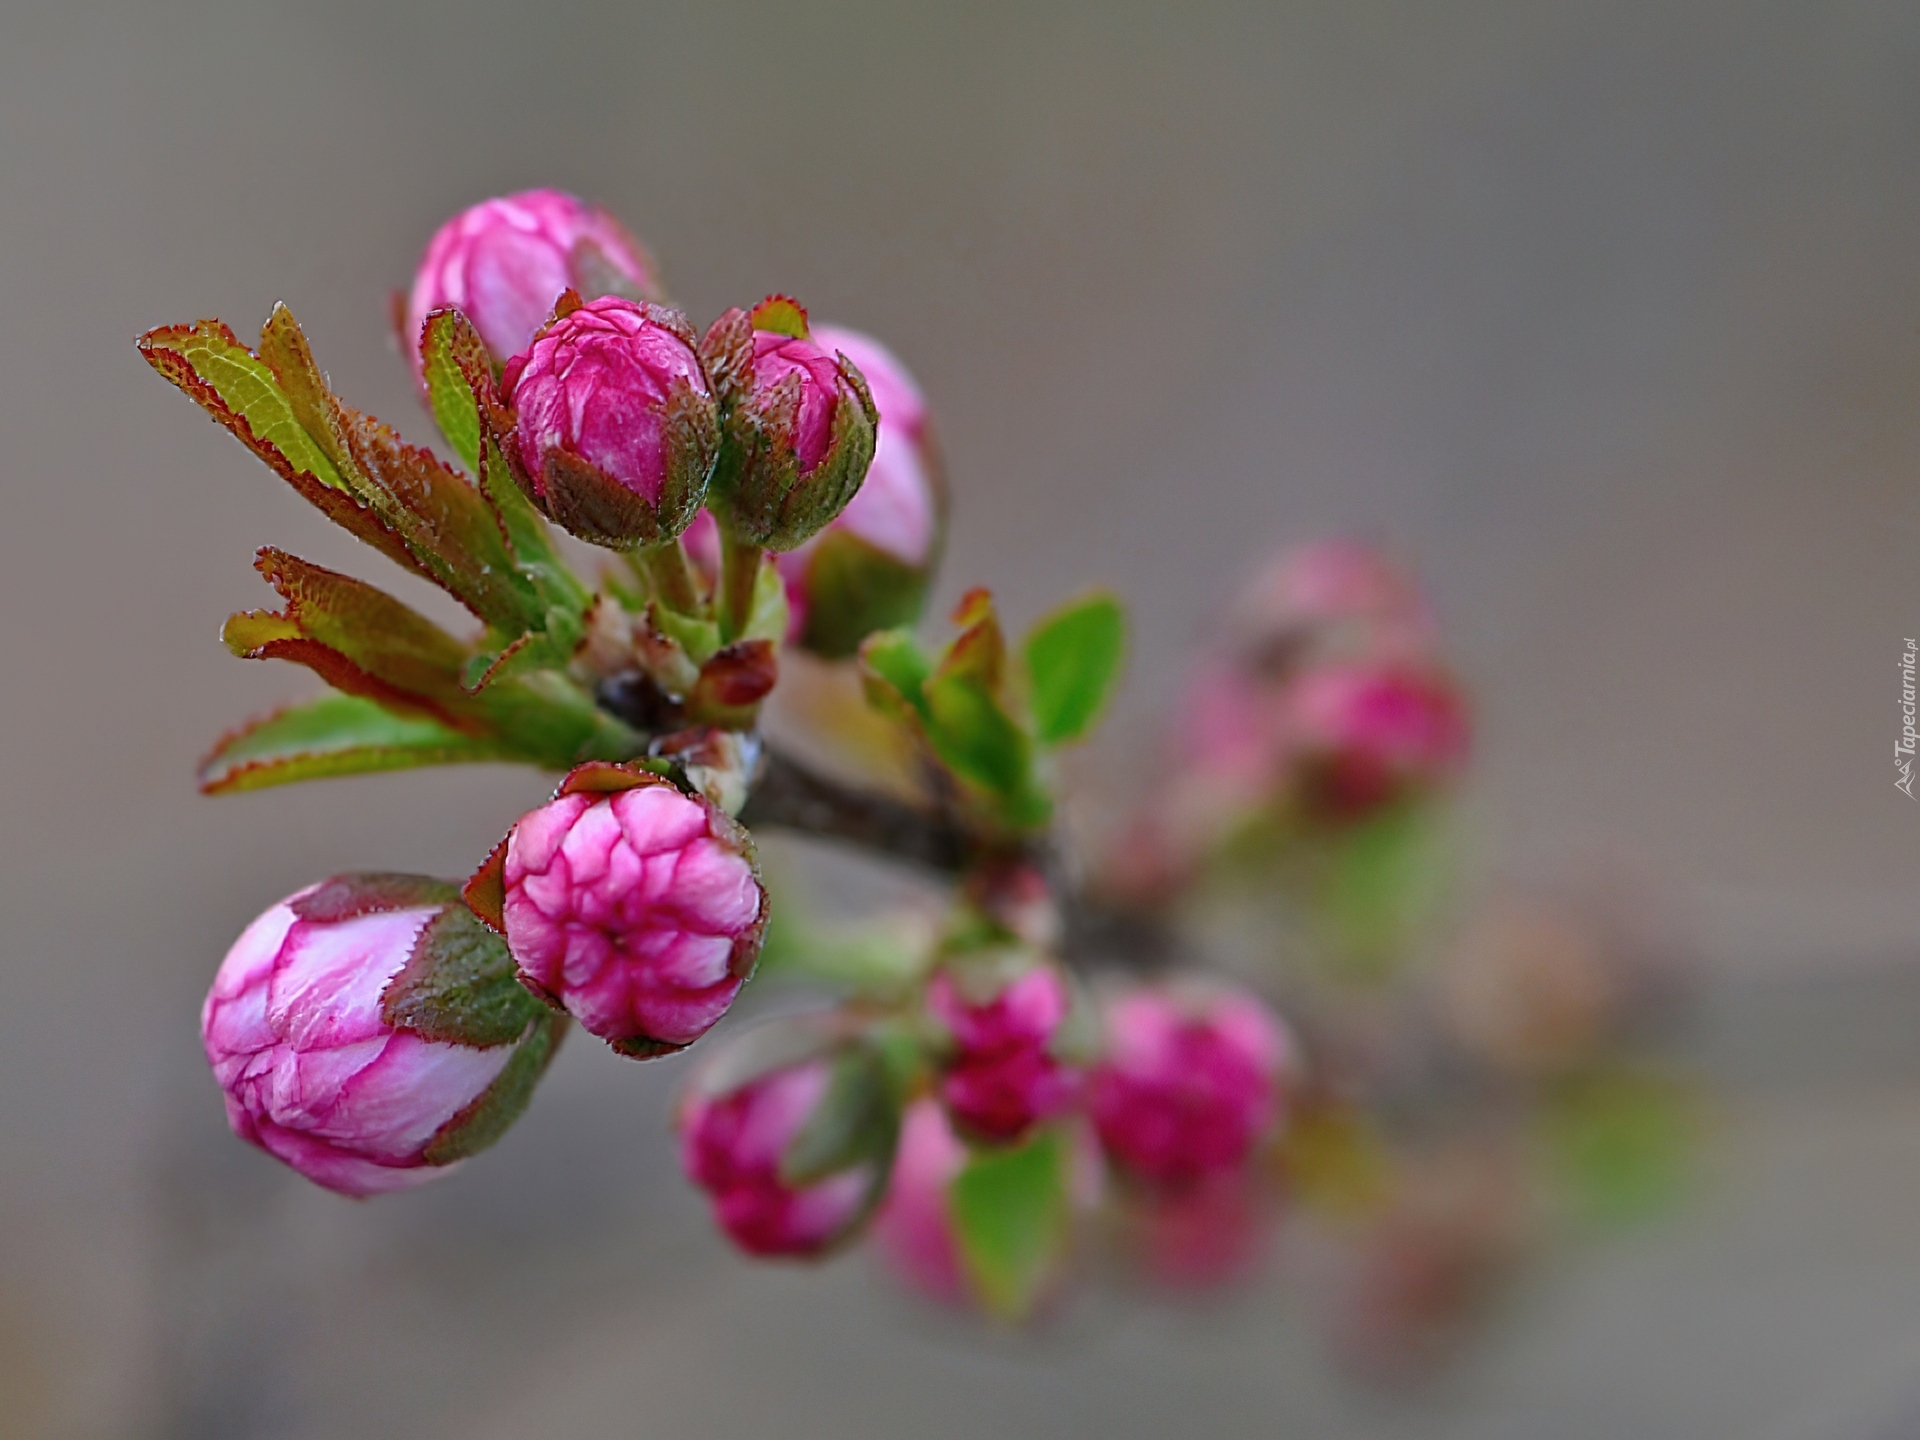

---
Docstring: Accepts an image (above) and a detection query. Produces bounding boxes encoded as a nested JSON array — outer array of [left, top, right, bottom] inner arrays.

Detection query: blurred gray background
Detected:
[[3, 0, 1920, 1435]]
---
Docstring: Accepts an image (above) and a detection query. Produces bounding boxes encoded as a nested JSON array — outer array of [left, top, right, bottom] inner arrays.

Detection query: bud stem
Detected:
[[639, 539, 701, 615], [719, 533, 764, 643]]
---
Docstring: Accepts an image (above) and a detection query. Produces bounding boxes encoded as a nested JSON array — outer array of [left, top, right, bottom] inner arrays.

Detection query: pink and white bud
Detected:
[[1090, 985, 1293, 1190], [501, 773, 766, 1056], [502, 296, 718, 548], [678, 1023, 897, 1257], [1285, 660, 1470, 819], [405, 189, 659, 379], [927, 964, 1081, 1143], [202, 883, 530, 1197]]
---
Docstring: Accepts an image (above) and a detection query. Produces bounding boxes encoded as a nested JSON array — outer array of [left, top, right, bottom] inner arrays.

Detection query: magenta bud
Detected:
[[678, 1020, 899, 1257], [768, 324, 946, 657], [702, 298, 878, 552], [201, 877, 557, 1197], [502, 296, 719, 549], [405, 189, 661, 380], [1286, 660, 1470, 819], [501, 773, 767, 1056], [927, 963, 1081, 1143], [1089, 985, 1293, 1190]]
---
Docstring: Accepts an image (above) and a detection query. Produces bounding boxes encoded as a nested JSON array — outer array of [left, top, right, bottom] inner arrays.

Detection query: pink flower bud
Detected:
[[405, 189, 659, 378], [927, 964, 1080, 1143], [1286, 661, 1469, 818], [702, 300, 877, 552], [1234, 539, 1433, 647], [680, 325, 943, 655], [501, 775, 766, 1056], [1090, 986, 1292, 1190], [201, 883, 532, 1197], [749, 331, 846, 475], [502, 296, 718, 547], [678, 1026, 896, 1257], [872, 1098, 971, 1302]]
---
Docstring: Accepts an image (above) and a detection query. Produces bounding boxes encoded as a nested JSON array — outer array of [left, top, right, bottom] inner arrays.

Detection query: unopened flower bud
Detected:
[[702, 298, 877, 553], [405, 189, 660, 380], [500, 768, 767, 1056], [678, 1020, 899, 1257], [202, 876, 559, 1197], [1090, 985, 1292, 1190], [927, 962, 1080, 1143], [1286, 660, 1469, 819], [769, 324, 945, 657], [503, 296, 719, 549]]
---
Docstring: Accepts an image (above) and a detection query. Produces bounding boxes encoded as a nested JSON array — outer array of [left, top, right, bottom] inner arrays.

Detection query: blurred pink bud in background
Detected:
[[679, 1056, 881, 1257], [1286, 660, 1470, 819], [928, 964, 1081, 1142], [872, 1098, 971, 1303], [406, 188, 657, 377], [1090, 985, 1292, 1190]]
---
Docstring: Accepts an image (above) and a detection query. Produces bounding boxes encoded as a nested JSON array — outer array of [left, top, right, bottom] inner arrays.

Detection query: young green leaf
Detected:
[[1023, 591, 1125, 747], [199, 694, 511, 794], [858, 629, 934, 726], [947, 1126, 1070, 1320]]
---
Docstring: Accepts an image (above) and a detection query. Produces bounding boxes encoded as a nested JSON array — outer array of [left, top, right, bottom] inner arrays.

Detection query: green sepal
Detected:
[[748, 294, 810, 340], [1022, 590, 1125, 747], [779, 1041, 900, 1187], [421, 1011, 567, 1165], [290, 872, 459, 924], [461, 605, 584, 693], [793, 530, 931, 659], [651, 601, 721, 670], [380, 901, 545, 1048], [199, 693, 511, 794], [948, 1126, 1071, 1320]]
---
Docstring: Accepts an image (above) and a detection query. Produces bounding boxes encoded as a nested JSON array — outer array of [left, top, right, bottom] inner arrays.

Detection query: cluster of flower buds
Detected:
[[927, 959, 1081, 1142], [1112, 540, 1470, 899]]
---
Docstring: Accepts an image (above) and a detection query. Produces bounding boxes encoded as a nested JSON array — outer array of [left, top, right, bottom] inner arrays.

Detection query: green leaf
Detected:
[[1023, 591, 1125, 746], [924, 671, 1048, 827], [138, 318, 345, 491], [422, 1012, 566, 1165], [858, 628, 933, 725], [1315, 800, 1447, 978], [419, 309, 487, 473], [381, 902, 545, 1047], [199, 694, 510, 794], [948, 1127, 1070, 1320]]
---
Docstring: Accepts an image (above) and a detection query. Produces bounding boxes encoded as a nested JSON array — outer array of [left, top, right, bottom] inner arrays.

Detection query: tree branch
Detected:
[[740, 747, 978, 873]]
